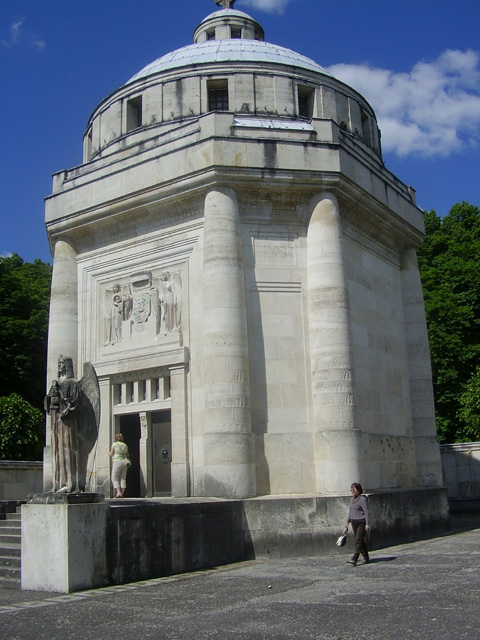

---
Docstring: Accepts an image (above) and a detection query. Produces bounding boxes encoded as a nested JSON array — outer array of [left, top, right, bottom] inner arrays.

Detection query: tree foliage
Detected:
[[0, 393, 44, 460], [418, 202, 480, 443], [0, 254, 52, 410]]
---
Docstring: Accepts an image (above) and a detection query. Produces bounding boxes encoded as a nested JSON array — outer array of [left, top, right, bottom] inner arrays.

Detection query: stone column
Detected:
[[44, 238, 78, 492], [138, 411, 150, 498], [401, 247, 442, 486], [46, 239, 79, 381], [96, 376, 111, 497], [170, 364, 189, 497], [202, 187, 255, 498], [307, 193, 361, 494]]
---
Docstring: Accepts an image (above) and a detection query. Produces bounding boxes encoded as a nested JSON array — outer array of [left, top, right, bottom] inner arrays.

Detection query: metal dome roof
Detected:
[[127, 39, 332, 84]]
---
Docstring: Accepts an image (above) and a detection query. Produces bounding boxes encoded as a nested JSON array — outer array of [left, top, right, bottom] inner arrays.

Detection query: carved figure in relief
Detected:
[[105, 284, 132, 344], [45, 355, 100, 493], [110, 293, 123, 341], [159, 271, 182, 334], [160, 272, 176, 333]]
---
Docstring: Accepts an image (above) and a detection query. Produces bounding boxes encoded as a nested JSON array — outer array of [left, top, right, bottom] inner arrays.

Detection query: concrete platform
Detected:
[[1, 513, 479, 639], [21, 488, 449, 592]]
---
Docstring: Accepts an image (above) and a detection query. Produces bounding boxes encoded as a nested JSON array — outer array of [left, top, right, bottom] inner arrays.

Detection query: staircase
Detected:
[[0, 506, 22, 589]]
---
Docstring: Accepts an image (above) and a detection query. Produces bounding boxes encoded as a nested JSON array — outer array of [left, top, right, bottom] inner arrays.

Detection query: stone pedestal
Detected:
[[21, 493, 109, 593]]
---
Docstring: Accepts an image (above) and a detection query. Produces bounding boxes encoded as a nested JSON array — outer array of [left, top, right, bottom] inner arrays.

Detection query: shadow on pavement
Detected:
[[366, 556, 397, 564]]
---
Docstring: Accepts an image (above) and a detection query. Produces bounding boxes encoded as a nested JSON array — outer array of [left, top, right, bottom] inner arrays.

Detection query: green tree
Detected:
[[0, 393, 44, 460], [458, 366, 480, 441], [0, 254, 52, 410], [418, 202, 480, 443]]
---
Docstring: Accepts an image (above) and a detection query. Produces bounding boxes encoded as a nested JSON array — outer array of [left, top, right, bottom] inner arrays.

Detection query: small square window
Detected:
[[231, 28, 241, 39], [208, 81, 229, 112], [298, 94, 309, 118], [297, 85, 314, 119], [206, 30, 215, 40], [126, 95, 143, 131]]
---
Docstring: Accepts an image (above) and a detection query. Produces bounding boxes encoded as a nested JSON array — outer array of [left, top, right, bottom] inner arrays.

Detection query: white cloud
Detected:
[[328, 50, 480, 158], [31, 37, 47, 52], [2, 18, 24, 48], [2, 17, 46, 51], [240, 0, 290, 14]]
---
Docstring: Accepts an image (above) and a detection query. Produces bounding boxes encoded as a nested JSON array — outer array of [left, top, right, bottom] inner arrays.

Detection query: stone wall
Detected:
[[0, 461, 43, 501], [107, 499, 247, 585], [242, 488, 449, 558], [441, 442, 480, 508]]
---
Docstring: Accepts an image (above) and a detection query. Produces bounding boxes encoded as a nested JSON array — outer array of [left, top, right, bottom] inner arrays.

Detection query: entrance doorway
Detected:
[[152, 410, 172, 496], [119, 414, 141, 498]]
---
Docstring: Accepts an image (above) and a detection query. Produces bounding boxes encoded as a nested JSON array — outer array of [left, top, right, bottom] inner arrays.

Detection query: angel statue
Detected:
[[44, 354, 100, 493], [215, 0, 236, 7]]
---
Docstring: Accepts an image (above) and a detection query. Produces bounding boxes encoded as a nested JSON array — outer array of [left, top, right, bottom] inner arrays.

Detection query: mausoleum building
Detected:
[[44, 1, 443, 503]]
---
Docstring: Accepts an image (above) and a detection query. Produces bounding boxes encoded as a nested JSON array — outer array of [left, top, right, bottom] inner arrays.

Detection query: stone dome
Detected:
[[127, 39, 332, 84], [127, 7, 330, 84], [84, 4, 382, 162]]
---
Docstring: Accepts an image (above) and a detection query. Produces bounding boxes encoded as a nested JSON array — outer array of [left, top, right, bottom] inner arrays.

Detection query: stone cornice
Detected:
[[46, 167, 422, 259]]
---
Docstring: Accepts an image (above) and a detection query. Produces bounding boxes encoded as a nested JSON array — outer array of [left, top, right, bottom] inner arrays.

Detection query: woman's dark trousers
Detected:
[[351, 520, 369, 561]]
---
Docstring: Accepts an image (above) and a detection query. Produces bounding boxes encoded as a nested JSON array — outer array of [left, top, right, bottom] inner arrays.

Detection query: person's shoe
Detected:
[[347, 559, 357, 566], [360, 557, 370, 565]]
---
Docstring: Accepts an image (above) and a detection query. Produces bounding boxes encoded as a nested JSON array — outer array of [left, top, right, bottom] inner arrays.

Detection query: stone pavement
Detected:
[[0, 514, 479, 640]]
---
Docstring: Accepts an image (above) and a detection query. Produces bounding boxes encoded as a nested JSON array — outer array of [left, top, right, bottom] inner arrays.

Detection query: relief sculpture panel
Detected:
[[103, 269, 182, 348]]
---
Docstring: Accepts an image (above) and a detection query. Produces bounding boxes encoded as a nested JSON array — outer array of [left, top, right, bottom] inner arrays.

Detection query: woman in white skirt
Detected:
[[109, 433, 130, 498]]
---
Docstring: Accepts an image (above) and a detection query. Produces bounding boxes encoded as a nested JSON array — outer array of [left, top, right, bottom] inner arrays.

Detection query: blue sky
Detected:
[[1, 0, 479, 264]]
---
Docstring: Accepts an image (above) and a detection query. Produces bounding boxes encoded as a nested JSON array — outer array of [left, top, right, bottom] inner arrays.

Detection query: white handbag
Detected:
[[336, 529, 347, 547]]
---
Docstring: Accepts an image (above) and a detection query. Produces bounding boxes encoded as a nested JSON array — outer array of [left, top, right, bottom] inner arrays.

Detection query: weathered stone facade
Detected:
[[44, 5, 443, 500]]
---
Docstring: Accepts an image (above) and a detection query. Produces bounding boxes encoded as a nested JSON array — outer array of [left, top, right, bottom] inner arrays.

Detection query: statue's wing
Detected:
[[80, 362, 100, 426], [79, 362, 100, 453]]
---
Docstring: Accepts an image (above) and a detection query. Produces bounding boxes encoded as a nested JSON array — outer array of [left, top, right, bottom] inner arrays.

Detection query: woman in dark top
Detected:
[[345, 482, 370, 566]]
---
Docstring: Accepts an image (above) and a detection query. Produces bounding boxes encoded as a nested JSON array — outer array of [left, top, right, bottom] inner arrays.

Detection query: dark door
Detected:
[[152, 410, 172, 496], [119, 414, 141, 498]]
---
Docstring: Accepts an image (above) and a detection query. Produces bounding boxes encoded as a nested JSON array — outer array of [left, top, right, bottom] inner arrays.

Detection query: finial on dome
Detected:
[[215, 0, 236, 7]]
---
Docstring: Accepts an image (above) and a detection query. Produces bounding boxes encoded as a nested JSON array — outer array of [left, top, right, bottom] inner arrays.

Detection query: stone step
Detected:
[[0, 507, 22, 589], [0, 543, 21, 557], [0, 525, 21, 536], [2, 511, 21, 521], [0, 575, 21, 589], [0, 516, 21, 525], [0, 562, 21, 580], [0, 533, 21, 545], [0, 554, 21, 568]]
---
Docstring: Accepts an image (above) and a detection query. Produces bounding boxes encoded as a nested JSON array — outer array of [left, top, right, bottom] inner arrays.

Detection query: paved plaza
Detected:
[[1, 514, 479, 640]]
